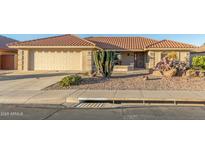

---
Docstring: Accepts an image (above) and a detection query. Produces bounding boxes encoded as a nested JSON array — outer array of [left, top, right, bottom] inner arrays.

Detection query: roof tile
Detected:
[[8, 34, 95, 47], [147, 39, 196, 48], [86, 37, 158, 50]]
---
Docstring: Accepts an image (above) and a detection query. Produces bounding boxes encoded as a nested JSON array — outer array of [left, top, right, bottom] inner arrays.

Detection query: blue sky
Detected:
[[2, 34, 205, 46]]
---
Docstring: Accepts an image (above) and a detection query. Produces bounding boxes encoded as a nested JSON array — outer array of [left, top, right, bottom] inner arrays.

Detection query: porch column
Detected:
[[23, 50, 29, 71], [17, 49, 23, 70], [18, 49, 29, 71], [86, 50, 93, 73], [14, 54, 18, 70], [147, 51, 155, 69]]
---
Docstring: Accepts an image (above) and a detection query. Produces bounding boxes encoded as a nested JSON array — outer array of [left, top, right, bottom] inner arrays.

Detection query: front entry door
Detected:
[[134, 52, 145, 68]]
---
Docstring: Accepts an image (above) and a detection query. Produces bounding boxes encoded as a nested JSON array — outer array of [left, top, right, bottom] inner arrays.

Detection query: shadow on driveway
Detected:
[[0, 72, 69, 81]]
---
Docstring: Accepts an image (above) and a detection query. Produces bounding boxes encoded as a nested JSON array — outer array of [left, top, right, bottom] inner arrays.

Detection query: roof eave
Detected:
[[0, 47, 17, 52], [102, 49, 145, 52], [146, 48, 195, 51], [8, 46, 97, 49]]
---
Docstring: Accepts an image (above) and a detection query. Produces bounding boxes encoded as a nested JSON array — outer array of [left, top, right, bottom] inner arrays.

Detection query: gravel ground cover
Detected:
[[45, 74, 205, 91]]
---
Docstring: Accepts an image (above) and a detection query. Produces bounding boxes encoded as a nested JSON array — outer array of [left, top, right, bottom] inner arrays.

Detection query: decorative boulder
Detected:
[[199, 71, 205, 77], [152, 70, 163, 77], [154, 56, 189, 77], [163, 69, 177, 77], [185, 70, 196, 77]]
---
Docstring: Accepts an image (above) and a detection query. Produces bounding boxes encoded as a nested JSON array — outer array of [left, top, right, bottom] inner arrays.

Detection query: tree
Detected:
[[93, 50, 115, 78]]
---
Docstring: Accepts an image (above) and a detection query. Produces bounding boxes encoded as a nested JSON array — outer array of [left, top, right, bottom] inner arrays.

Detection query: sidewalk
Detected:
[[0, 90, 74, 105], [66, 89, 205, 104], [0, 89, 205, 105]]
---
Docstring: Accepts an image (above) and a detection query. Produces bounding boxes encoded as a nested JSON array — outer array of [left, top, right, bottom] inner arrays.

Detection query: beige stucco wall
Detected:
[[17, 49, 23, 70], [17, 48, 93, 73], [81, 49, 93, 73], [17, 49, 29, 71], [147, 50, 190, 68]]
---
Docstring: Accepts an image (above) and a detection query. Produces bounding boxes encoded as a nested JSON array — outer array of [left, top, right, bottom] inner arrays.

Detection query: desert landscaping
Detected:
[[46, 73, 205, 91], [46, 51, 205, 91]]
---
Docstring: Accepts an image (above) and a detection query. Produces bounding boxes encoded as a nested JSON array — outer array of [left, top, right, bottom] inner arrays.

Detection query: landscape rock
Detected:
[[186, 70, 196, 77], [199, 71, 205, 77], [154, 57, 188, 77], [152, 70, 163, 77], [163, 69, 177, 77]]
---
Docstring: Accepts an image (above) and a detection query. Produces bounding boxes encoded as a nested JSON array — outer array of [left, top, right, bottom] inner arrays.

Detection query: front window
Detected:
[[114, 52, 122, 65], [161, 51, 178, 60]]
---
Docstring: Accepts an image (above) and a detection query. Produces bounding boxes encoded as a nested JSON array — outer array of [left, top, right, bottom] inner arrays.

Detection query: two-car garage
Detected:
[[7, 34, 95, 72], [29, 50, 82, 71]]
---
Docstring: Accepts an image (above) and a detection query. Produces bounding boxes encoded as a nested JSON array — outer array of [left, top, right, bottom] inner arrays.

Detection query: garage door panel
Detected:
[[1, 55, 15, 70], [30, 50, 82, 71]]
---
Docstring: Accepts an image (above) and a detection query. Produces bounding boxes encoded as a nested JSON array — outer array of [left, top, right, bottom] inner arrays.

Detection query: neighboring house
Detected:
[[7, 34, 196, 72], [0, 35, 18, 70], [190, 45, 205, 59]]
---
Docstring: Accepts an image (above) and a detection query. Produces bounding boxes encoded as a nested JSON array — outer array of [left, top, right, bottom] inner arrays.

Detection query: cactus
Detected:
[[93, 50, 115, 78]]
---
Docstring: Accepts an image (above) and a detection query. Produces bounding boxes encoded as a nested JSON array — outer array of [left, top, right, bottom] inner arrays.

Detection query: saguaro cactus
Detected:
[[93, 50, 115, 78]]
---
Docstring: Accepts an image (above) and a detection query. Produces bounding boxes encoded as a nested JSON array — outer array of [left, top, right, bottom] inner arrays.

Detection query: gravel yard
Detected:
[[46, 74, 205, 91]]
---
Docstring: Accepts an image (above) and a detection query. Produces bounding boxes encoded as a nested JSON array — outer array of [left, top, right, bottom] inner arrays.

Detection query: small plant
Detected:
[[59, 75, 82, 87], [192, 56, 205, 70]]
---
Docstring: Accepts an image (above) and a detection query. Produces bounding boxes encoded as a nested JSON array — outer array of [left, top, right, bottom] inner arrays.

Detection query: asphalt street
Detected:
[[1, 104, 205, 120]]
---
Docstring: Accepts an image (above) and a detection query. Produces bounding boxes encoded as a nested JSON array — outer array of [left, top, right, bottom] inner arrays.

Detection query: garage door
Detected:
[[1, 55, 15, 70], [30, 50, 82, 71]]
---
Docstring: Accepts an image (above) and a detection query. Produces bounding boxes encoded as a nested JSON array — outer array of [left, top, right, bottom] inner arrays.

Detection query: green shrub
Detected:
[[192, 56, 205, 70], [59, 75, 82, 87]]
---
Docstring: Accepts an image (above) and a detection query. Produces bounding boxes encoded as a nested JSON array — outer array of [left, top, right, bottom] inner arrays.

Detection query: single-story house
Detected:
[[190, 45, 205, 60], [7, 34, 196, 72], [0, 35, 18, 70]]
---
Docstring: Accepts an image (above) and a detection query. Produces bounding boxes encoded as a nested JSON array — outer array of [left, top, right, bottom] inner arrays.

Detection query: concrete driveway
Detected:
[[0, 71, 75, 105], [0, 71, 67, 90]]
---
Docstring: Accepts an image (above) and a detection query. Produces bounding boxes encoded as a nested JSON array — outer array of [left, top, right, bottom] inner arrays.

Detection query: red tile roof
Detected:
[[194, 45, 205, 52], [8, 34, 95, 47], [147, 39, 196, 48], [86, 37, 196, 50], [0, 35, 18, 50], [7, 35, 196, 50], [86, 37, 158, 50]]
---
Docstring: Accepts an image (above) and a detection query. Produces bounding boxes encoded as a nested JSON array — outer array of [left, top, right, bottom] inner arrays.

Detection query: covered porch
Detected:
[[113, 51, 148, 72]]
